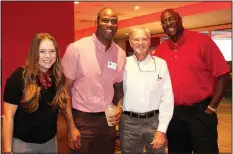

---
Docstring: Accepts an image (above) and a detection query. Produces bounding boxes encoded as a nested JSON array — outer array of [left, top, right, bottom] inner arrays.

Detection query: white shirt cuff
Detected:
[[157, 123, 168, 133]]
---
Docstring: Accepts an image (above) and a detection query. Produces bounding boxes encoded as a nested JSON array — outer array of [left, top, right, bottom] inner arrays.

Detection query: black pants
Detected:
[[70, 109, 116, 154], [167, 98, 219, 154]]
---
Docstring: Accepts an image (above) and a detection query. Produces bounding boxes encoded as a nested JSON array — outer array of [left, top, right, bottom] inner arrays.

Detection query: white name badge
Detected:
[[107, 61, 117, 70]]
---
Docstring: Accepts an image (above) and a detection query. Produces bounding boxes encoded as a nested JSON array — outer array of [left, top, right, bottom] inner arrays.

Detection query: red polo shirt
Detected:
[[153, 29, 229, 106]]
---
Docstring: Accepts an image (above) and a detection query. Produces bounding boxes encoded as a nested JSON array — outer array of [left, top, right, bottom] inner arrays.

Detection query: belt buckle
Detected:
[[194, 101, 203, 109], [152, 111, 155, 116], [199, 103, 203, 108], [138, 113, 145, 119], [130, 112, 133, 116]]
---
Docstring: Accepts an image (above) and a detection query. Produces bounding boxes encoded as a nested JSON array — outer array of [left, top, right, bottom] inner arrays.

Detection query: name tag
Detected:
[[107, 61, 117, 70]]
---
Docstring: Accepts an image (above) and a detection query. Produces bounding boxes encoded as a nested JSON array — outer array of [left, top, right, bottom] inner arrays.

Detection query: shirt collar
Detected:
[[133, 53, 152, 63], [92, 33, 115, 53], [167, 29, 189, 49]]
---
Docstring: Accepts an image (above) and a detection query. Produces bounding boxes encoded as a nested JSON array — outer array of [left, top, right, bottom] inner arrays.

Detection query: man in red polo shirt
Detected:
[[152, 9, 230, 154]]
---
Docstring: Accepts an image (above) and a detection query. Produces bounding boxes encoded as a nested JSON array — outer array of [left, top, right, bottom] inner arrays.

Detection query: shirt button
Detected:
[[174, 49, 177, 51], [175, 55, 177, 57]]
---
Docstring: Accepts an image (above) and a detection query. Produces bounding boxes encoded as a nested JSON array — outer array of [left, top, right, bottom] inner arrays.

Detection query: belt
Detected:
[[176, 97, 212, 110], [124, 110, 159, 119], [72, 108, 105, 116]]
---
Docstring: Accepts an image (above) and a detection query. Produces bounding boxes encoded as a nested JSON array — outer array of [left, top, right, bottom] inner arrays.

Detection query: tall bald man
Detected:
[[153, 8, 230, 154], [62, 8, 126, 154]]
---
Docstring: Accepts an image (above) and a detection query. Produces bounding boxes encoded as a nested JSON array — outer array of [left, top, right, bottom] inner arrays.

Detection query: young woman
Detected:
[[2, 33, 69, 153]]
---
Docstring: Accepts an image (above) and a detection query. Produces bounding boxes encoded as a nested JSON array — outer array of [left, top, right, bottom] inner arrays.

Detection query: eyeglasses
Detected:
[[161, 16, 177, 26], [134, 55, 157, 72]]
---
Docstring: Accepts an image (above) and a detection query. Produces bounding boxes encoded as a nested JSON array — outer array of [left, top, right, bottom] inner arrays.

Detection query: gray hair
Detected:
[[129, 27, 151, 39]]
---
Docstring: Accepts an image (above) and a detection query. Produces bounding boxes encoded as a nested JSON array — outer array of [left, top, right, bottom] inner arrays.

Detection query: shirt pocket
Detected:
[[147, 72, 162, 91]]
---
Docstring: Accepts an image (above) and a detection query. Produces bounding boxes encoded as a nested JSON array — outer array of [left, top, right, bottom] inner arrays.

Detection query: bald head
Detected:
[[95, 7, 118, 44], [97, 8, 118, 23], [160, 8, 184, 42], [161, 8, 181, 20]]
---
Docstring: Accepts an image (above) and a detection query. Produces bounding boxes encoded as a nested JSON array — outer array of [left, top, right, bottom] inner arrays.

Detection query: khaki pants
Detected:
[[120, 113, 165, 154]]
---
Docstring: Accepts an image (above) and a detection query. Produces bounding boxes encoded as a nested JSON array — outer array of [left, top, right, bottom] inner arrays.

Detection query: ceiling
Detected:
[[73, 2, 232, 40], [74, 2, 200, 30], [115, 9, 232, 39]]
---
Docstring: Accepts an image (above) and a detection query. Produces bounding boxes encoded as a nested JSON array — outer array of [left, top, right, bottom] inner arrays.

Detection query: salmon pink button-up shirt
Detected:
[[62, 34, 126, 112]]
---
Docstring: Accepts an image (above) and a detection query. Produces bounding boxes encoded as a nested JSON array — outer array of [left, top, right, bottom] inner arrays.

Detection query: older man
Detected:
[[62, 8, 126, 154], [120, 27, 174, 154], [153, 9, 230, 154]]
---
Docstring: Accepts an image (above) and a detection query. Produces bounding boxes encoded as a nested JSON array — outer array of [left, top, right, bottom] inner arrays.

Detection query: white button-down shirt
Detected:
[[123, 54, 174, 133]]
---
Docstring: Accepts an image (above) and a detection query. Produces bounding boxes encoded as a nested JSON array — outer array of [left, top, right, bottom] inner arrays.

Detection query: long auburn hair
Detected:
[[21, 33, 68, 112]]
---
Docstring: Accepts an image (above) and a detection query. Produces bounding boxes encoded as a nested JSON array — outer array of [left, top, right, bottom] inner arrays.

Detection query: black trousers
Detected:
[[167, 98, 219, 154], [70, 109, 116, 154]]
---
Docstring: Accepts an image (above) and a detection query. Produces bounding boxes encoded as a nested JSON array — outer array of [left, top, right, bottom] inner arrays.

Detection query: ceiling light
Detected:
[[74, 1, 79, 4], [126, 33, 129, 35], [134, 6, 139, 10]]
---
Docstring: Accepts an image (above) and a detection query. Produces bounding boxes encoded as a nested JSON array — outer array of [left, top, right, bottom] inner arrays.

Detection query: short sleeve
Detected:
[[62, 43, 80, 80], [115, 48, 126, 83], [202, 36, 230, 77], [4, 67, 24, 105]]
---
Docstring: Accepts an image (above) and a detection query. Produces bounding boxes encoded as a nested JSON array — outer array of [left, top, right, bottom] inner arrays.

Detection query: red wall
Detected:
[[2, 2, 74, 114]]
